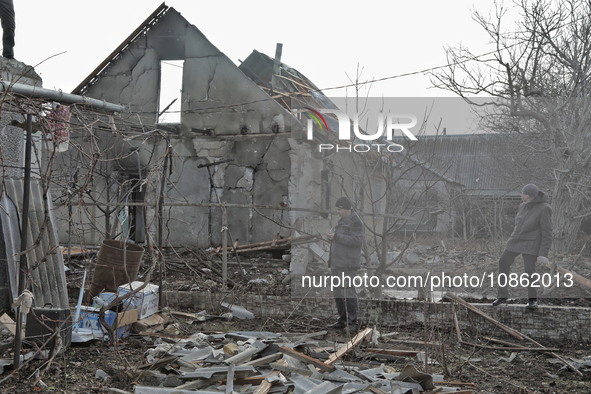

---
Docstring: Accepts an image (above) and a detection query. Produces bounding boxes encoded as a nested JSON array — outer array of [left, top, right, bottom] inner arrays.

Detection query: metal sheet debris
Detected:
[[89, 320, 472, 394]]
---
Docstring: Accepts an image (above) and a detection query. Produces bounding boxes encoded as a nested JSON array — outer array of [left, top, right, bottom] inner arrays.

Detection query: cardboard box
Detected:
[[75, 306, 138, 340], [118, 281, 159, 319], [132, 313, 168, 334]]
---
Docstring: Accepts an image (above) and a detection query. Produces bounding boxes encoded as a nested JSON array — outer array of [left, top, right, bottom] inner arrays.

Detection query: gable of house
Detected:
[[63, 4, 315, 247]]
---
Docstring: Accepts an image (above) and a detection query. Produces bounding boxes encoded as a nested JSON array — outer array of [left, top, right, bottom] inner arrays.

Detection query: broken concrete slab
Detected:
[[278, 346, 335, 372]]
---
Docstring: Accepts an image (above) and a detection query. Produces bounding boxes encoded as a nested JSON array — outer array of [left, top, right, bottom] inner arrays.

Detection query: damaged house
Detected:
[[55, 3, 393, 252]]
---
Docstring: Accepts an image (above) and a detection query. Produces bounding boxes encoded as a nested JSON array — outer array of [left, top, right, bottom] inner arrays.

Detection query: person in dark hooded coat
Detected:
[[326, 197, 364, 332], [493, 184, 552, 309]]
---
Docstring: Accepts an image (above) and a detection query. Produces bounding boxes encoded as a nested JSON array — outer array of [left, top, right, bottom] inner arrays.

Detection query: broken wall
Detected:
[[61, 7, 304, 247], [169, 290, 591, 342]]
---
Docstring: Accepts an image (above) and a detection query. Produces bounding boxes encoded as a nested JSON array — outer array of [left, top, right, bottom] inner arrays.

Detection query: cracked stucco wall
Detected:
[[203, 135, 292, 245], [69, 7, 311, 247]]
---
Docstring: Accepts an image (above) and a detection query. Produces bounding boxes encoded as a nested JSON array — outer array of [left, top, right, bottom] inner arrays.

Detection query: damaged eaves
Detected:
[[72, 2, 169, 96]]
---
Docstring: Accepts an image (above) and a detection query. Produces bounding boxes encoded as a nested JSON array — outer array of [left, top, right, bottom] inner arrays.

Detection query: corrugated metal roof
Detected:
[[392, 134, 525, 195], [1, 178, 68, 309]]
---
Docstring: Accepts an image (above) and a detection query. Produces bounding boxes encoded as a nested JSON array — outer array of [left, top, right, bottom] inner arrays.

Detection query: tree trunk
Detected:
[[551, 174, 584, 255]]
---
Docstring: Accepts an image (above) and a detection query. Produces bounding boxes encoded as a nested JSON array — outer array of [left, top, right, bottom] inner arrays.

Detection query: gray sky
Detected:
[[19, 1, 514, 133]]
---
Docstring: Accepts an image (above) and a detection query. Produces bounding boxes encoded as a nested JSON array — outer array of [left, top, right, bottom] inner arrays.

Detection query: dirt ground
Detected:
[[1, 238, 591, 393]]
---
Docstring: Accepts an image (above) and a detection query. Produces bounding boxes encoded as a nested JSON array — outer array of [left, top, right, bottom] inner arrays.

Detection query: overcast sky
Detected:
[[19, 1, 516, 133]]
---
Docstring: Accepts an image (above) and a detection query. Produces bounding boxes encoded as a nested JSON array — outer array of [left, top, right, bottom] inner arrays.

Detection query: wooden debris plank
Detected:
[[452, 301, 462, 341], [324, 328, 373, 366], [253, 370, 280, 394], [217, 235, 316, 253], [271, 234, 279, 246], [366, 348, 419, 357], [482, 336, 536, 348], [459, 340, 557, 351], [540, 260, 591, 288], [137, 355, 177, 370], [383, 338, 441, 347], [448, 292, 583, 376], [170, 311, 204, 319], [60, 246, 92, 257], [278, 346, 335, 372], [445, 292, 524, 340]]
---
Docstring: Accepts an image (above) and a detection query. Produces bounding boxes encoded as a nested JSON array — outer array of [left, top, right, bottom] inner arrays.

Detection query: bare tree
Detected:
[[328, 100, 449, 298], [433, 0, 591, 254]]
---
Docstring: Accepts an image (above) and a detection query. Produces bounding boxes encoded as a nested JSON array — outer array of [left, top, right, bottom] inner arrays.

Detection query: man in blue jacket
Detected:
[[326, 197, 365, 332], [492, 184, 553, 309]]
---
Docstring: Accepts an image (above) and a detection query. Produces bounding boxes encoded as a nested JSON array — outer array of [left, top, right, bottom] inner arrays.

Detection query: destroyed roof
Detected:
[[71, 2, 169, 95], [239, 50, 341, 139], [239, 50, 340, 114]]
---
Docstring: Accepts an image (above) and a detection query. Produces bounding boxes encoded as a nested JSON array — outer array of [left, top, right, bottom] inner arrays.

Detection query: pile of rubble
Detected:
[[105, 324, 476, 394]]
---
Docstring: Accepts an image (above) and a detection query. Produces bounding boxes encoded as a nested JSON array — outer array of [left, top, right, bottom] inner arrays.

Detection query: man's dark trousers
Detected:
[[497, 250, 538, 299], [0, 0, 14, 59], [331, 268, 358, 327]]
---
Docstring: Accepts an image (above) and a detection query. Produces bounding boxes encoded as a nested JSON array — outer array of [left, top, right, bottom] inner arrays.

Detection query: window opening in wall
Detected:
[[158, 60, 183, 124], [128, 176, 146, 243]]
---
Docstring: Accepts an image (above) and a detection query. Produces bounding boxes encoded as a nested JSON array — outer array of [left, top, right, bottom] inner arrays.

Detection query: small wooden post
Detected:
[[270, 43, 283, 95], [222, 204, 228, 290]]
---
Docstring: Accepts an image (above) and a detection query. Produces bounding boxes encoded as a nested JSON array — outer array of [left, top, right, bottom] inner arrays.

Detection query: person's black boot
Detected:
[[526, 298, 538, 309], [327, 321, 346, 329], [345, 324, 358, 334], [492, 297, 508, 306]]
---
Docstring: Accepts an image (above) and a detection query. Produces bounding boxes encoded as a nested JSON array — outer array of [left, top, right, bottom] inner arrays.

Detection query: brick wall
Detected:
[[164, 291, 591, 342]]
